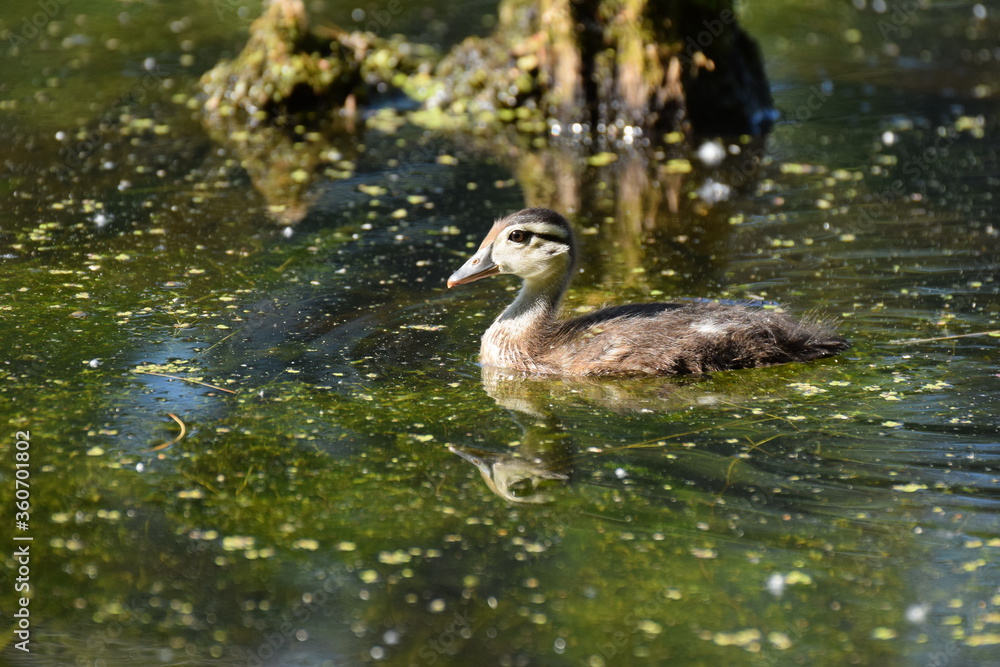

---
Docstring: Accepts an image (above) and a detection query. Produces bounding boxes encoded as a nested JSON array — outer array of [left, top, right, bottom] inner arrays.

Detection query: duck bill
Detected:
[[447, 245, 499, 287]]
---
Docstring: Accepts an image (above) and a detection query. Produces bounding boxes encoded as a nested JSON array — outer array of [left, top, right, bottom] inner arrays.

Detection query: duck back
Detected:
[[494, 301, 847, 376]]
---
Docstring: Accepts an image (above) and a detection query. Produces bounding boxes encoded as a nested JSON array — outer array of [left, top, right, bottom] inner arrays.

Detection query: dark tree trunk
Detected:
[[429, 0, 774, 135]]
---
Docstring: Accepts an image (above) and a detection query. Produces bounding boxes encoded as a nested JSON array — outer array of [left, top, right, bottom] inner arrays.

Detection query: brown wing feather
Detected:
[[538, 302, 847, 376]]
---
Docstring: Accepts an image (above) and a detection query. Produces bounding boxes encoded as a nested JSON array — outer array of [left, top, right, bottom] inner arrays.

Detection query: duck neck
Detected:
[[496, 274, 566, 335], [480, 274, 570, 373]]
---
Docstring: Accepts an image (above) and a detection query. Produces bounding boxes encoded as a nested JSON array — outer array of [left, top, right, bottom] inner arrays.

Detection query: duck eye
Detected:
[[509, 230, 528, 243]]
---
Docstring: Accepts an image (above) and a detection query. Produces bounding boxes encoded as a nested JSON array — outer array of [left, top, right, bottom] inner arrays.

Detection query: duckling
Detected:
[[448, 208, 848, 376]]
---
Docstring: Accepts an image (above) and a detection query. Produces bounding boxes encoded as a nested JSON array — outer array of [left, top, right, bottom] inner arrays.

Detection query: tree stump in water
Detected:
[[202, 0, 774, 137], [418, 0, 775, 136]]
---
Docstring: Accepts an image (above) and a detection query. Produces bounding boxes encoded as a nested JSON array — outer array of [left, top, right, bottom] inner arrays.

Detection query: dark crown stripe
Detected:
[[532, 231, 569, 244]]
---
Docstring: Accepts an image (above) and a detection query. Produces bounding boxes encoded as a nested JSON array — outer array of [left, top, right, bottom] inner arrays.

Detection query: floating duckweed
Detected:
[[954, 115, 985, 132], [871, 627, 897, 640], [785, 571, 813, 586], [190, 530, 219, 540], [966, 634, 1000, 646], [587, 152, 617, 166], [788, 382, 827, 396], [780, 163, 812, 175], [960, 559, 987, 572], [768, 632, 793, 650], [292, 539, 319, 550], [222, 536, 255, 551], [358, 184, 387, 196], [712, 628, 761, 649], [379, 550, 412, 565], [247, 547, 275, 559], [637, 620, 663, 635], [663, 159, 692, 174]]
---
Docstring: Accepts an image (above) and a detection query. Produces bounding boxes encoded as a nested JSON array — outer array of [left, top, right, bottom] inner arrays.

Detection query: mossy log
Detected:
[[201, 0, 774, 137]]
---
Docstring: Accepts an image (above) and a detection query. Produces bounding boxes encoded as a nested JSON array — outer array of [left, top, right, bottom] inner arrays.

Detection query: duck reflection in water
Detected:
[[449, 443, 570, 504]]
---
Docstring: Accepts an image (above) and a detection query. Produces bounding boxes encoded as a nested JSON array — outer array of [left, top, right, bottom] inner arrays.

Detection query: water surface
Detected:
[[1, 1, 998, 665]]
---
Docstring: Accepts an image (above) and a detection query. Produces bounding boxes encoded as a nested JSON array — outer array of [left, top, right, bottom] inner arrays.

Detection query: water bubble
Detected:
[[696, 141, 726, 166], [905, 603, 930, 624], [766, 573, 786, 597]]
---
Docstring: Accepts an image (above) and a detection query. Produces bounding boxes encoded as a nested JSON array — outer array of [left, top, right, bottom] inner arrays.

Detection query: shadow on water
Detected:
[[1, 1, 999, 666]]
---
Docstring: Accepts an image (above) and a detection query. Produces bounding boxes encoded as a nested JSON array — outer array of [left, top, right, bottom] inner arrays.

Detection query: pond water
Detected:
[[1, 1, 999, 665]]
